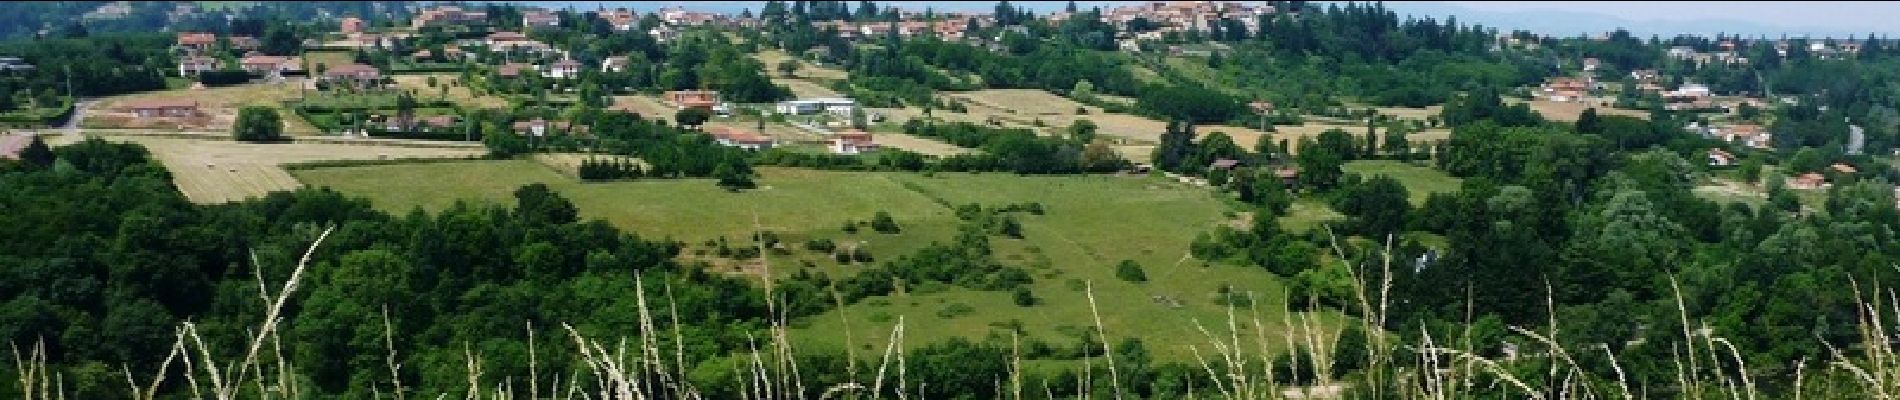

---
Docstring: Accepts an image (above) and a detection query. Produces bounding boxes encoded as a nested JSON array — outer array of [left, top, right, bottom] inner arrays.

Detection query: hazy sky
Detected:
[[520, 1, 1900, 37], [1439, 1, 1900, 35]]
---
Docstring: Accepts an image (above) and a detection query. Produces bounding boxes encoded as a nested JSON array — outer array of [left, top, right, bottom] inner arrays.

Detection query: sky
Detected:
[[511, 1, 1900, 38]]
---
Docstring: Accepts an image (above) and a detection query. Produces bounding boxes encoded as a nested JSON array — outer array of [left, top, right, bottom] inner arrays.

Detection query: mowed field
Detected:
[[392, 74, 510, 109], [107, 136, 483, 204], [753, 49, 849, 80], [293, 160, 1342, 360], [89, 82, 321, 134], [1342, 160, 1463, 205], [1508, 98, 1649, 122]]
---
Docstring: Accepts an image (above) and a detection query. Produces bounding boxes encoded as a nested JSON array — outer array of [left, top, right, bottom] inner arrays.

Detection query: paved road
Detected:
[[60, 98, 97, 140]]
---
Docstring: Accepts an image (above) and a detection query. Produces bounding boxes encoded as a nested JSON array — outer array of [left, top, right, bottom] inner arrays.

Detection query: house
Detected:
[[177, 32, 217, 52], [1541, 77, 1591, 102], [512, 118, 568, 137], [830, 131, 880, 155], [1582, 57, 1601, 71], [339, 17, 365, 34], [1274, 167, 1300, 187], [1718, 124, 1771, 149], [1629, 69, 1660, 82], [522, 10, 561, 30], [547, 59, 581, 79], [1789, 173, 1829, 190], [1706, 148, 1736, 167], [321, 64, 382, 88], [603, 56, 629, 73], [647, 25, 680, 43], [600, 8, 638, 31], [411, 6, 488, 28], [707, 126, 776, 150], [1831, 163, 1858, 174], [1210, 158, 1241, 170], [379, 114, 458, 132], [228, 36, 261, 51], [1664, 83, 1713, 110], [118, 98, 199, 117], [239, 55, 296, 77], [177, 56, 219, 76], [0, 56, 33, 72], [665, 90, 723, 111], [496, 63, 534, 78], [1667, 46, 1697, 59], [1248, 101, 1275, 114]]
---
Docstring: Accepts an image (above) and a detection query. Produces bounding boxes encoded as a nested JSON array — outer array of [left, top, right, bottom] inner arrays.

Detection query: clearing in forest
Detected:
[[292, 160, 1342, 361]]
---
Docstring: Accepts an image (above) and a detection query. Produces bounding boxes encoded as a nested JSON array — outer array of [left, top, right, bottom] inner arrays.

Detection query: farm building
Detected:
[[707, 126, 776, 150], [830, 131, 879, 155], [776, 98, 858, 117], [118, 98, 200, 118]]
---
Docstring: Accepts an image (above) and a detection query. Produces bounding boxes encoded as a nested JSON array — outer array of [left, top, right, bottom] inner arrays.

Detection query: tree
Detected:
[[1114, 260, 1148, 282], [18, 134, 54, 168], [1296, 140, 1344, 191], [675, 107, 713, 129], [777, 59, 800, 77], [1739, 157, 1763, 184], [1382, 127, 1411, 160], [513, 183, 578, 225], [870, 211, 900, 233], [1070, 79, 1095, 102], [34, 88, 59, 109], [1331, 175, 1411, 236], [714, 162, 755, 190], [232, 106, 284, 142], [1575, 107, 1601, 135], [1012, 286, 1037, 306], [1067, 119, 1098, 144]]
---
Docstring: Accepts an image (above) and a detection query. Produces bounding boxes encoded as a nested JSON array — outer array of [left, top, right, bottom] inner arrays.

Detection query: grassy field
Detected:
[[392, 74, 510, 110], [1343, 160, 1463, 205], [303, 50, 357, 71], [103, 135, 483, 204], [774, 77, 842, 98], [89, 81, 321, 134], [293, 160, 1340, 361]]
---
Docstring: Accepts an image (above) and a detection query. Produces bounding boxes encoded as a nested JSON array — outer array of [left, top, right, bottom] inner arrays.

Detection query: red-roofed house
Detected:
[[321, 64, 382, 88], [830, 131, 879, 155], [118, 98, 200, 118], [0, 134, 34, 160], [665, 90, 721, 111], [496, 63, 533, 78], [239, 55, 296, 77], [707, 126, 776, 150], [1789, 173, 1828, 190], [177, 32, 216, 52]]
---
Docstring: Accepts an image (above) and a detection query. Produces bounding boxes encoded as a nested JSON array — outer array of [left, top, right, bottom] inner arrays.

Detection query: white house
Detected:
[[776, 98, 858, 117], [547, 59, 581, 79], [178, 56, 218, 76], [603, 56, 629, 73]]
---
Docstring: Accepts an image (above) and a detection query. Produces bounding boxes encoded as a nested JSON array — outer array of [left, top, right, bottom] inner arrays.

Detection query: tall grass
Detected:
[[16, 226, 1900, 399]]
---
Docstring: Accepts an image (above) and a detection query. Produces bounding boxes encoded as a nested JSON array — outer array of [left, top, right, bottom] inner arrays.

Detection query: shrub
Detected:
[[870, 211, 900, 233], [804, 238, 836, 253], [936, 303, 976, 319], [842, 220, 859, 234], [1013, 286, 1037, 306], [1114, 260, 1147, 283]]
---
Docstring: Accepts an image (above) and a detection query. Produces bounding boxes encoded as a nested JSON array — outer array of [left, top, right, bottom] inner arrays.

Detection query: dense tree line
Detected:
[[904, 120, 1127, 174]]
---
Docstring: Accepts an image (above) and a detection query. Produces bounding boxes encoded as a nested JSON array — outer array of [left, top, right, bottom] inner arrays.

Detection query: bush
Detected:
[[936, 303, 976, 319], [1114, 260, 1147, 283], [870, 211, 900, 233], [804, 238, 836, 253], [1013, 286, 1037, 306]]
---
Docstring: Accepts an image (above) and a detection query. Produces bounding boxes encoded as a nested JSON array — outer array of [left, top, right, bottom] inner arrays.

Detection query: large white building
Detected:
[[776, 98, 858, 118]]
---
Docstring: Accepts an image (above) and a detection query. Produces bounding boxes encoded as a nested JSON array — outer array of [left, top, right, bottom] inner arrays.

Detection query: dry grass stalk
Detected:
[[1083, 280, 1124, 399]]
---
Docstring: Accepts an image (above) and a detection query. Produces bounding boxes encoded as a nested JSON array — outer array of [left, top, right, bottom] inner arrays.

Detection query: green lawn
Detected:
[[1343, 160, 1463, 205], [293, 160, 1343, 361]]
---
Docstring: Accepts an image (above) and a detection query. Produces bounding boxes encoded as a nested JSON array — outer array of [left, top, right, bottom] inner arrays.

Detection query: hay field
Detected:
[[871, 132, 977, 156], [89, 81, 321, 134], [1508, 98, 1649, 122], [752, 49, 849, 80], [103, 135, 481, 204], [392, 74, 510, 109], [774, 77, 842, 98], [609, 95, 676, 120]]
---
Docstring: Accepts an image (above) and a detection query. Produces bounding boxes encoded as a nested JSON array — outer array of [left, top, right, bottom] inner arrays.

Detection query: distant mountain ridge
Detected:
[[1378, 2, 1897, 39]]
